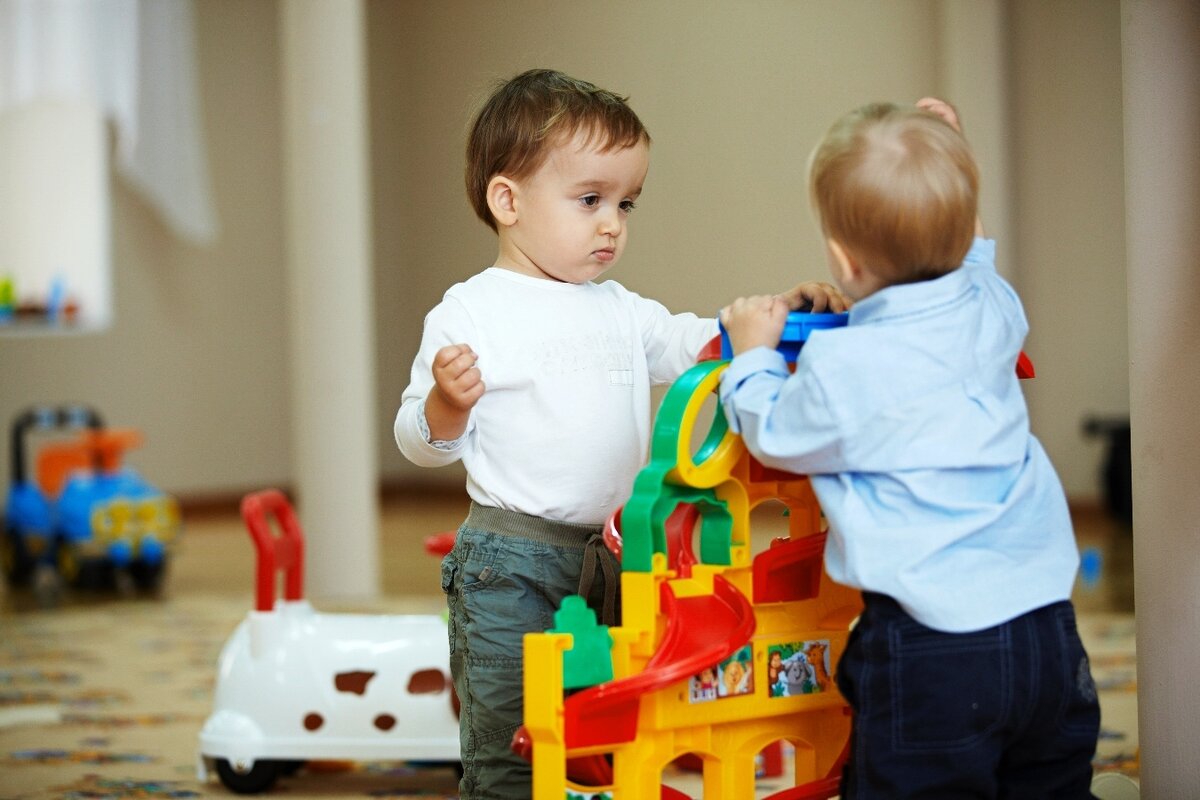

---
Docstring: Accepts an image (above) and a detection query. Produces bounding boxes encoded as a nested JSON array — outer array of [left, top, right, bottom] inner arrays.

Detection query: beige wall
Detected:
[[370, 0, 945, 488], [0, 0, 290, 498], [0, 0, 1128, 506], [1010, 0, 1129, 499]]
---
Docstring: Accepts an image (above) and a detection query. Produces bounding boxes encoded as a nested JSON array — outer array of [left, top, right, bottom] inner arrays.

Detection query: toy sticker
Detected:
[[687, 644, 753, 703], [688, 664, 718, 702], [767, 639, 833, 698]]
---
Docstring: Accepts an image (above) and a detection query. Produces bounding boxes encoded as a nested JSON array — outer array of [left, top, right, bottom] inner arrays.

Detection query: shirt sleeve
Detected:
[[626, 289, 719, 384], [394, 296, 477, 468], [718, 345, 850, 475], [414, 399, 470, 450]]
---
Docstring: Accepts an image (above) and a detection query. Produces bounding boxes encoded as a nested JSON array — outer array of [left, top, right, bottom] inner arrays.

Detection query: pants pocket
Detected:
[[891, 621, 1009, 753], [1054, 606, 1101, 738]]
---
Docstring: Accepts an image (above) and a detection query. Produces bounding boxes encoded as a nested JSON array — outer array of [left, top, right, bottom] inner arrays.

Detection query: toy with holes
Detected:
[[197, 489, 461, 793], [2, 405, 181, 603], [515, 311, 863, 800]]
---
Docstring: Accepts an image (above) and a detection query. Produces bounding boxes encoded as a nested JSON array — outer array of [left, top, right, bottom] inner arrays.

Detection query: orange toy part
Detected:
[[35, 429, 143, 498]]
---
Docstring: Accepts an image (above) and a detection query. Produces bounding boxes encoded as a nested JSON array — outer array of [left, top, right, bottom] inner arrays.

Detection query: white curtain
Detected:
[[0, 0, 218, 243]]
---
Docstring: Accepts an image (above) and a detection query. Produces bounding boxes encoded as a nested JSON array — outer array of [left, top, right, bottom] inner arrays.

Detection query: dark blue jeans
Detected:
[[837, 593, 1100, 799]]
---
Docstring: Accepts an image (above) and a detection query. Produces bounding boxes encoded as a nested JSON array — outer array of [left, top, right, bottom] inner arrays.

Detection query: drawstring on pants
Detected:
[[463, 502, 621, 626], [578, 532, 619, 626]]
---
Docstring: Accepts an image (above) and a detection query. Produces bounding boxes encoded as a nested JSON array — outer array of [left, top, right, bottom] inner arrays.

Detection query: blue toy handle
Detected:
[[718, 310, 848, 362], [9, 405, 105, 484]]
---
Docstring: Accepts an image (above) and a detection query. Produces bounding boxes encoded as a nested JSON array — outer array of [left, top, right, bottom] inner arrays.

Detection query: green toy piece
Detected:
[[0, 275, 14, 322], [623, 480, 734, 572], [620, 359, 737, 573], [550, 594, 614, 689], [646, 359, 730, 468]]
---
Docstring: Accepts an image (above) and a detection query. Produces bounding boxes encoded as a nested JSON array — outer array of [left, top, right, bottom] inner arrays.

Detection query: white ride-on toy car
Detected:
[[197, 489, 460, 793]]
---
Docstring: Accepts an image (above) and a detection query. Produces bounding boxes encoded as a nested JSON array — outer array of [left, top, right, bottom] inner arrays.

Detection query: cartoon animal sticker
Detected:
[[767, 639, 832, 698]]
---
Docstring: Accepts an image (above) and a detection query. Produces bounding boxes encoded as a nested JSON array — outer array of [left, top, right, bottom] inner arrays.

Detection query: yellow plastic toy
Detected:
[[519, 334, 863, 800]]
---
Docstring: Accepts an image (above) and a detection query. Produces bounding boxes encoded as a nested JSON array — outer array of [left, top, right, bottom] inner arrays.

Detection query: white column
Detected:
[[279, 0, 380, 601], [1121, 1, 1200, 795], [936, 0, 1013, 281]]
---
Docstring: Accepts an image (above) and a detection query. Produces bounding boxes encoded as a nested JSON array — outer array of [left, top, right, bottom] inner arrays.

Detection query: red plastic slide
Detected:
[[563, 573, 756, 749]]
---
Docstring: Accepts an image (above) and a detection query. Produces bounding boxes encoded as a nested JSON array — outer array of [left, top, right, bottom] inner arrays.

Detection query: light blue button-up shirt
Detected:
[[720, 239, 1079, 632]]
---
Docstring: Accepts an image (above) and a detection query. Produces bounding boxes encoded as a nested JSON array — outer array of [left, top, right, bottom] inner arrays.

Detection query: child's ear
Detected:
[[827, 239, 859, 284], [486, 175, 519, 228]]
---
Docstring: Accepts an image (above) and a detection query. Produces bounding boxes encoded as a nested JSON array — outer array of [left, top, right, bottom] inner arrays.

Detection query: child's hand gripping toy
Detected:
[[718, 311, 850, 362]]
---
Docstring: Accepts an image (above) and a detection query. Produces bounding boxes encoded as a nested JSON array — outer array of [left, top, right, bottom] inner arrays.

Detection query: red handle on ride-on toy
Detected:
[[241, 489, 305, 612]]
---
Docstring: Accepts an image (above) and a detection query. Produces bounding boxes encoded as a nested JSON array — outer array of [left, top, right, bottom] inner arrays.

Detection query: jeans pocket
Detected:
[[460, 564, 537, 662], [1054, 606, 1101, 738], [891, 621, 1009, 753]]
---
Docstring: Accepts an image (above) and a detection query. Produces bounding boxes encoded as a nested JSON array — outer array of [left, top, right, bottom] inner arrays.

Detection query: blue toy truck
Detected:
[[2, 405, 180, 603]]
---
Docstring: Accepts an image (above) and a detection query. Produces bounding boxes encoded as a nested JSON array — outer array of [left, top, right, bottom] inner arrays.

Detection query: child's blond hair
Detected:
[[465, 69, 651, 232], [809, 102, 979, 285]]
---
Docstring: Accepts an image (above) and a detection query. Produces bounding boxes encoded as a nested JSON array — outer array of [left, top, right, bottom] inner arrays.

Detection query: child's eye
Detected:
[[619, 200, 637, 213], [580, 194, 600, 208]]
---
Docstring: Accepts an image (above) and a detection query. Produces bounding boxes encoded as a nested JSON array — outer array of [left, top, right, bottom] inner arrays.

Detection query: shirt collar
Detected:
[[848, 237, 993, 325]]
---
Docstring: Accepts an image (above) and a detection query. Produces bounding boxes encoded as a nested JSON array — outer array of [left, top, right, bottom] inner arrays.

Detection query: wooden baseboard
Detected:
[[1067, 498, 1109, 521], [176, 479, 468, 519]]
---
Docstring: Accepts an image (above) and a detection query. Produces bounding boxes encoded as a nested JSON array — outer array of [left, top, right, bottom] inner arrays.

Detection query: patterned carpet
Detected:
[[0, 589, 1138, 799]]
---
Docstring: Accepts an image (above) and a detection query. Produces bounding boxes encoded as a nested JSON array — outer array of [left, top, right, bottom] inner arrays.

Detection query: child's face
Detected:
[[497, 130, 649, 284]]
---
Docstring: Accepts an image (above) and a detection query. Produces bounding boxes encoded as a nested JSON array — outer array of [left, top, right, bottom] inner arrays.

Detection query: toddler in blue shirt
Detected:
[[720, 99, 1100, 798]]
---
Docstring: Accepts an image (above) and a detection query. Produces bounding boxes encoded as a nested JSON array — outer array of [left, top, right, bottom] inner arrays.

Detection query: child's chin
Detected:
[[566, 264, 611, 283]]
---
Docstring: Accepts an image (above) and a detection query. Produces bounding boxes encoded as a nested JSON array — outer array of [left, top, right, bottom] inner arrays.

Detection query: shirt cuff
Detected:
[[417, 399, 468, 451], [718, 346, 790, 434]]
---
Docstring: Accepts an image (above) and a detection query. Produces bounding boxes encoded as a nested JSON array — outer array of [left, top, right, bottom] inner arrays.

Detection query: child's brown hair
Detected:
[[465, 68, 651, 231], [809, 102, 979, 285]]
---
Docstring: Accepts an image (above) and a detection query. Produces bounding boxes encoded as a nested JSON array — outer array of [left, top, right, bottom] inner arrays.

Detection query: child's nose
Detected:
[[598, 208, 623, 237]]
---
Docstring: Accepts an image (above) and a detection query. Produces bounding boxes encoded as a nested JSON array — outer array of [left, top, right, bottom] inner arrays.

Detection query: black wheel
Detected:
[[1, 527, 33, 586], [215, 758, 282, 793], [55, 541, 80, 586], [57, 543, 110, 591], [31, 562, 64, 608], [130, 560, 167, 594], [279, 759, 305, 776], [113, 567, 136, 597]]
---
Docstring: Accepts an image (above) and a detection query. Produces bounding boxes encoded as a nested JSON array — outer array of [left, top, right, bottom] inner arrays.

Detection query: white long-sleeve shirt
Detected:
[[395, 267, 716, 525]]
